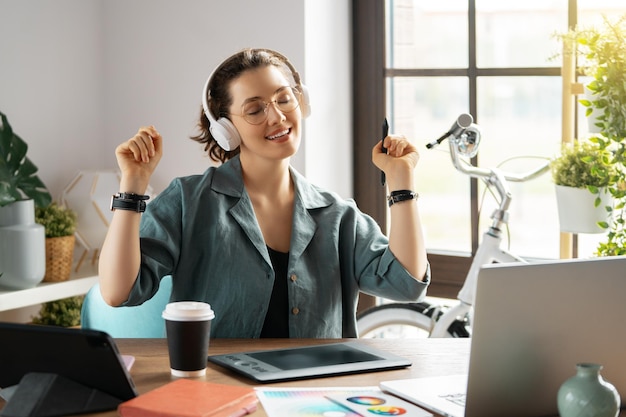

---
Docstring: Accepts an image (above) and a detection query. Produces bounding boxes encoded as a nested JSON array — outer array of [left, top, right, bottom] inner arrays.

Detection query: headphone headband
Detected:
[[202, 48, 310, 151]]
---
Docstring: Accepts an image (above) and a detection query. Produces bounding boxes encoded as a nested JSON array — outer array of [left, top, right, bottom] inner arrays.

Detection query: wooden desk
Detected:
[[108, 338, 470, 417], [3, 338, 622, 417]]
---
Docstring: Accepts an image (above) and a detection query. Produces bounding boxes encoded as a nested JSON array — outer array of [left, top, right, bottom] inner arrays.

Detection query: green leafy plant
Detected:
[[550, 139, 616, 189], [0, 111, 51, 208], [567, 15, 626, 140], [32, 296, 84, 327], [35, 203, 77, 238], [555, 15, 626, 256]]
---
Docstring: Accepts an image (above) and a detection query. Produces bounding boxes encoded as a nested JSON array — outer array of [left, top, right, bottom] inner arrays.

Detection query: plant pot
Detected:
[[555, 185, 611, 234], [0, 199, 46, 289], [43, 235, 76, 282]]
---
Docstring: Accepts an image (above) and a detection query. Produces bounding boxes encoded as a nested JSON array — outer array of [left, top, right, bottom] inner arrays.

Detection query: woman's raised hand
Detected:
[[372, 134, 419, 189], [115, 125, 163, 192]]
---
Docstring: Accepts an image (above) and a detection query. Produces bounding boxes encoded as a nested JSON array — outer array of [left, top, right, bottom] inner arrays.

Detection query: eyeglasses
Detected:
[[232, 86, 301, 125]]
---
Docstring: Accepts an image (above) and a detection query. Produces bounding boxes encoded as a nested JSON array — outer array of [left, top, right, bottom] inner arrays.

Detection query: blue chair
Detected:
[[81, 276, 172, 338]]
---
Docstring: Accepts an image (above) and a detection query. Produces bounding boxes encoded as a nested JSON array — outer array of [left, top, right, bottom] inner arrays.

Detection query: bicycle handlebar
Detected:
[[428, 114, 550, 230], [428, 113, 550, 183], [448, 140, 550, 183]]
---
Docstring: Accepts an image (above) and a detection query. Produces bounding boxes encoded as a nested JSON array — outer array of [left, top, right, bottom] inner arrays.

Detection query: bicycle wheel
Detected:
[[357, 302, 436, 338], [357, 302, 470, 338]]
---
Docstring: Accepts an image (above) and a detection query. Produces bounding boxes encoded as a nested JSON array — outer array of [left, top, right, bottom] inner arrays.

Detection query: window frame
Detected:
[[352, 0, 577, 299]]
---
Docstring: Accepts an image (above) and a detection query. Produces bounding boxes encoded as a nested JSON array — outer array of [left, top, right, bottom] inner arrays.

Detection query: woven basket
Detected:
[[43, 235, 76, 282]]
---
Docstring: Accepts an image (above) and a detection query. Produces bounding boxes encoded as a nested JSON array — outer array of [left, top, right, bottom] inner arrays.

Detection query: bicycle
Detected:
[[357, 114, 550, 338]]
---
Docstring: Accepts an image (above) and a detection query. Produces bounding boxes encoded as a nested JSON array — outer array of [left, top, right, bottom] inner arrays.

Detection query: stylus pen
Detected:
[[381, 118, 389, 186]]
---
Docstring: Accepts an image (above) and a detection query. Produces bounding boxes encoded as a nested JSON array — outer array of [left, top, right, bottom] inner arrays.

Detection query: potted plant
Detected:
[[0, 111, 51, 289], [35, 202, 78, 282], [32, 296, 84, 327], [550, 139, 616, 234], [0, 111, 51, 208], [555, 15, 626, 251]]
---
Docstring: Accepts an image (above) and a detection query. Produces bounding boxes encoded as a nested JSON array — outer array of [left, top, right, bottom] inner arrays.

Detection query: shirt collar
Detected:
[[211, 155, 333, 210]]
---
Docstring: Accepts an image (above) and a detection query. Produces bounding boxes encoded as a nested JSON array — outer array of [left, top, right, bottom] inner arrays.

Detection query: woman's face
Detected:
[[228, 65, 302, 162]]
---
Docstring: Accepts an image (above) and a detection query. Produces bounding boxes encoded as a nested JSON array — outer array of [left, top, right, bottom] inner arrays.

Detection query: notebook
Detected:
[[380, 255, 626, 417], [0, 322, 137, 402]]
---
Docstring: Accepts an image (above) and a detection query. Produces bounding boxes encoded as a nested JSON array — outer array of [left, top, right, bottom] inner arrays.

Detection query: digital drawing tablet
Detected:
[[207, 341, 411, 383], [0, 321, 137, 401]]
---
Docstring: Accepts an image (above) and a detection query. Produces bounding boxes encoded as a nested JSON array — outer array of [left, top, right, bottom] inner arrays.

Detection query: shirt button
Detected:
[[291, 307, 300, 315], [290, 274, 297, 282]]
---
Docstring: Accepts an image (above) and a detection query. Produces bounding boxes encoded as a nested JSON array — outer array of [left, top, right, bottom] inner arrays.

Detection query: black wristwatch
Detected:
[[387, 190, 418, 207], [110, 192, 150, 213]]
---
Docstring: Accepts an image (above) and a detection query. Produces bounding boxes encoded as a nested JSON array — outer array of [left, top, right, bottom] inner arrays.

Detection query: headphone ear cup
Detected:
[[299, 84, 311, 118], [209, 117, 241, 151]]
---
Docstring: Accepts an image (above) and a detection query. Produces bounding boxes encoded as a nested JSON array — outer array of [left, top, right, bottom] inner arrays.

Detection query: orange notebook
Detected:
[[118, 379, 258, 417]]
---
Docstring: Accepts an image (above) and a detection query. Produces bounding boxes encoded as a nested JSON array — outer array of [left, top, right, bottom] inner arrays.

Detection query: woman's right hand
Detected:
[[115, 125, 163, 192]]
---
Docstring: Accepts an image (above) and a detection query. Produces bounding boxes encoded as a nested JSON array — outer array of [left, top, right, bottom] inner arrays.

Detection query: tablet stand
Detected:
[[0, 372, 123, 417]]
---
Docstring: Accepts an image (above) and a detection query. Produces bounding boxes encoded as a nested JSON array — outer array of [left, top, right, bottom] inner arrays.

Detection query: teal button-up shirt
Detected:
[[124, 156, 429, 338]]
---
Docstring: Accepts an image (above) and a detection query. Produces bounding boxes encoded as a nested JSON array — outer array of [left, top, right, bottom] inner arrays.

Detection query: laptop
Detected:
[[380, 256, 626, 417], [0, 322, 137, 405]]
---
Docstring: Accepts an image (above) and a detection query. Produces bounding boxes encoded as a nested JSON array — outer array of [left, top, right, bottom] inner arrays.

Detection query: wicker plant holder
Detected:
[[43, 235, 76, 282]]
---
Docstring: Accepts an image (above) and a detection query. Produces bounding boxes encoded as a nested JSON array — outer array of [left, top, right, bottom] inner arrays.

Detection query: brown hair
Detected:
[[190, 48, 302, 163]]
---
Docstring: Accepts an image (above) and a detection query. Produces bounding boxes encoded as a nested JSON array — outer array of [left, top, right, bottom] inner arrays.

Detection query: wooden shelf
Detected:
[[0, 263, 99, 312]]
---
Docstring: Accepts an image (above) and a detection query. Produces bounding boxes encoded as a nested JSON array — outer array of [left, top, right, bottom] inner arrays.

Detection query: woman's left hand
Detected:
[[372, 135, 419, 186]]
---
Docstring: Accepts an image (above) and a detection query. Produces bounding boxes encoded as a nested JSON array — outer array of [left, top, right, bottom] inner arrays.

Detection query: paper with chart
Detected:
[[255, 386, 432, 417]]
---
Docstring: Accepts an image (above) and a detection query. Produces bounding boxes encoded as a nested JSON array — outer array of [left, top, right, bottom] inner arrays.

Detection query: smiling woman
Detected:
[[96, 47, 431, 339]]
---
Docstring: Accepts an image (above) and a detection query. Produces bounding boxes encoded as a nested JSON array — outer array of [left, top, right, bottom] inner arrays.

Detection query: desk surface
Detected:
[[2, 338, 623, 417], [110, 338, 471, 417]]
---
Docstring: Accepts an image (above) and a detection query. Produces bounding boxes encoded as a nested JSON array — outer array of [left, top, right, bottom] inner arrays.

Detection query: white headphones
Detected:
[[201, 49, 311, 151]]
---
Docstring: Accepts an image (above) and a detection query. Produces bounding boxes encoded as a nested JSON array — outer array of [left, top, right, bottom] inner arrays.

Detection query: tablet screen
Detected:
[[248, 344, 382, 370], [0, 322, 137, 401]]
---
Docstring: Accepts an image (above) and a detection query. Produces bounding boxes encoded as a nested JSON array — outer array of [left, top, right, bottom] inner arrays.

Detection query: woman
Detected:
[[98, 48, 429, 338]]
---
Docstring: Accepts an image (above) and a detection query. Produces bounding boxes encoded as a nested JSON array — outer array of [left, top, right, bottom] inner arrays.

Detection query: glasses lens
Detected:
[[275, 87, 299, 113], [242, 100, 266, 124], [242, 87, 300, 125]]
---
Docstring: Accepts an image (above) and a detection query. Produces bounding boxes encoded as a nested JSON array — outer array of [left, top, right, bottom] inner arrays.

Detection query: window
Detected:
[[353, 0, 626, 299]]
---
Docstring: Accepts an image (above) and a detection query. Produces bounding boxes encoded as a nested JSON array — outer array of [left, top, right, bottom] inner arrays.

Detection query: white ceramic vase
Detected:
[[555, 185, 611, 234], [0, 199, 46, 289]]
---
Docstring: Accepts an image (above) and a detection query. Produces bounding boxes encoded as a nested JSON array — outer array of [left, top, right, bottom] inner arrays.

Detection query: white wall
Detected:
[[0, 0, 351, 321], [0, 0, 351, 198], [0, 0, 106, 198], [304, 1, 352, 198]]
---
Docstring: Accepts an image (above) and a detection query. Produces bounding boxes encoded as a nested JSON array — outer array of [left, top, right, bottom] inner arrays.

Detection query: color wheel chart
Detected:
[[255, 387, 432, 417]]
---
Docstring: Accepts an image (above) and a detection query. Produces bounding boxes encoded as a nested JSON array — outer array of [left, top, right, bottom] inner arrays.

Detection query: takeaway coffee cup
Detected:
[[162, 301, 215, 377]]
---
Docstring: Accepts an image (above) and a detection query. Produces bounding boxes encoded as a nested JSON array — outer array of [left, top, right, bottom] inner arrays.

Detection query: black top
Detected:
[[260, 247, 289, 338]]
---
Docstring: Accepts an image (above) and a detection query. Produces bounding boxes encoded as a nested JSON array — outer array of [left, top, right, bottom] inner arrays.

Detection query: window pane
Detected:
[[578, 1, 626, 25], [383, 0, 626, 262], [476, 76, 562, 259], [388, 77, 471, 252], [388, 0, 468, 69], [476, 2, 567, 68]]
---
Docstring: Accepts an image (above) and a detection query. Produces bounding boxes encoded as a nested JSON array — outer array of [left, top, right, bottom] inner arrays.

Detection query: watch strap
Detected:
[[387, 190, 418, 207], [110, 193, 149, 213]]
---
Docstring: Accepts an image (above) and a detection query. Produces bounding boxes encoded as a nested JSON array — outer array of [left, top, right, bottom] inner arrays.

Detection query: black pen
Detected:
[[381, 118, 389, 186]]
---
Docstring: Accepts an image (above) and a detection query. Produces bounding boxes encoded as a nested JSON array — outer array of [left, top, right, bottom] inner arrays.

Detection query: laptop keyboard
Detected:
[[440, 393, 467, 407]]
